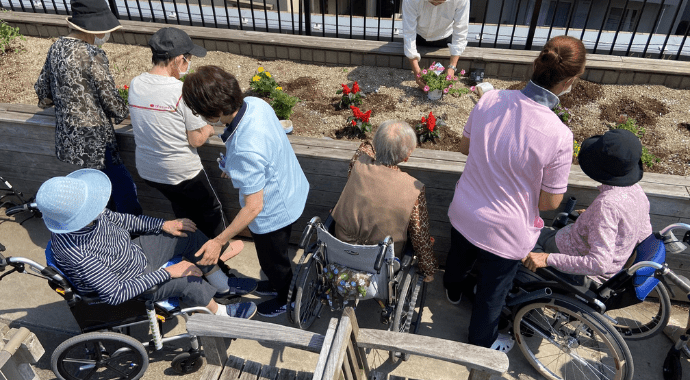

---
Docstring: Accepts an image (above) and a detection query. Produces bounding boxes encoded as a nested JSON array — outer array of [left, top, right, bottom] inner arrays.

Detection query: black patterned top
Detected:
[[35, 37, 128, 169]]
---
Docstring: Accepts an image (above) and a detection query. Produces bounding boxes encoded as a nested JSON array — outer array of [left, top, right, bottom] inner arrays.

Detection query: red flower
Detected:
[[341, 84, 351, 95], [350, 105, 362, 119], [352, 82, 360, 94], [361, 110, 371, 123], [351, 120, 357, 126], [427, 112, 436, 132], [420, 116, 426, 124], [123, 85, 129, 90]]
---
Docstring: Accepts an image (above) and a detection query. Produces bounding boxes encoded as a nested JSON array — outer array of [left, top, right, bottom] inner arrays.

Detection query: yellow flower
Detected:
[[252, 75, 260, 82], [276, 87, 283, 91], [265, 72, 272, 78], [258, 67, 264, 73]]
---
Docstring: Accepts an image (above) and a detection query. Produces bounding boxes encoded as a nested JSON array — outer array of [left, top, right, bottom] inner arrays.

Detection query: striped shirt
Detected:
[[50, 209, 171, 305]]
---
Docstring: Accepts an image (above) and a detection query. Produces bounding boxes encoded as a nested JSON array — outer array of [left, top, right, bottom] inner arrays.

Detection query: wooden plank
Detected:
[[355, 329, 509, 376], [220, 355, 246, 380], [467, 369, 492, 380], [313, 318, 339, 380], [198, 336, 229, 367], [275, 368, 298, 380], [343, 307, 369, 376], [323, 313, 353, 380], [295, 371, 313, 380], [239, 360, 264, 380], [199, 363, 223, 380], [259, 364, 281, 380], [186, 314, 325, 353]]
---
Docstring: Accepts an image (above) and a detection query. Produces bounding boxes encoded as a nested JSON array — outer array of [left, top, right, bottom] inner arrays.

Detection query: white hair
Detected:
[[373, 120, 417, 166]]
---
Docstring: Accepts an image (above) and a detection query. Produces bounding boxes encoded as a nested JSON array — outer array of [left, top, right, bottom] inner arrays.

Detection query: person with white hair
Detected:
[[331, 120, 438, 282]]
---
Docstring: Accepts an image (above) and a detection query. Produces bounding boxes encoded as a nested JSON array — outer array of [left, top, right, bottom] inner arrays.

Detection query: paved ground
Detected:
[[1, 211, 689, 380]]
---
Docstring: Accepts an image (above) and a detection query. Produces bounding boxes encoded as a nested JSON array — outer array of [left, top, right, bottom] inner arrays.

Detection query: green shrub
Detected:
[[0, 18, 26, 54], [250, 67, 278, 97], [613, 117, 659, 168], [270, 89, 299, 120]]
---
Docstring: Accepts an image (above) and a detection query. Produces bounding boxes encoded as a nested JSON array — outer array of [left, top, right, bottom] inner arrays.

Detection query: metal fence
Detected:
[[2, 0, 689, 59]]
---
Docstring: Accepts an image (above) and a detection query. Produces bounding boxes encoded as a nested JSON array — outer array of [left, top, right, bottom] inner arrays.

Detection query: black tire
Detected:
[[294, 251, 323, 330], [388, 266, 422, 362], [51, 332, 148, 380], [513, 293, 633, 380], [287, 245, 316, 325], [662, 347, 683, 380], [171, 351, 204, 374], [605, 282, 671, 341]]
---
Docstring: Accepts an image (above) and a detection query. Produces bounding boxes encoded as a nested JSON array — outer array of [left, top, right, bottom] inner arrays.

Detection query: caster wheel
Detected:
[[171, 351, 204, 374]]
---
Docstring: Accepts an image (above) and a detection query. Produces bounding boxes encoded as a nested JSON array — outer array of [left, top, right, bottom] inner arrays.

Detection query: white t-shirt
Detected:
[[128, 73, 206, 185]]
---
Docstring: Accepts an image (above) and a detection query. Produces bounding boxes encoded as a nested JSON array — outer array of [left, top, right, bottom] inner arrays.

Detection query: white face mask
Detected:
[[558, 83, 572, 97], [93, 32, 110, 46], [178, 57, 191, 77], [203, 116, 224, 127]]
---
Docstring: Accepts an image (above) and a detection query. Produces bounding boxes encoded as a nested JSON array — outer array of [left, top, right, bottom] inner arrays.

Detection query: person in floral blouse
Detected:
[[34, 0, 141, 215], [523, 129, 652, 285], [331, 121, 438, 281]]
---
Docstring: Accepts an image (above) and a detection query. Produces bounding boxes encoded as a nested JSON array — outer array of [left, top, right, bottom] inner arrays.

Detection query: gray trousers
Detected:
[[135, 229, 218, 307], [532, 227, 591, 288]]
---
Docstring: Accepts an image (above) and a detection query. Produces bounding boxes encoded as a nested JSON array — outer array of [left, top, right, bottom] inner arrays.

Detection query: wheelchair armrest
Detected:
[[375, 237, 393, 274], [136, 285, 159, 301]]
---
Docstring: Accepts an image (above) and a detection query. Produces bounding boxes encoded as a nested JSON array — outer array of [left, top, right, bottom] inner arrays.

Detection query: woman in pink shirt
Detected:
[[522, 129, 652, 285], [444, 36, 586, 351]]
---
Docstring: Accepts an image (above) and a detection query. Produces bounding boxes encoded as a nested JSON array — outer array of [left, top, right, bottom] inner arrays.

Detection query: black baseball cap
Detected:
[[148, 27, 207, 59]]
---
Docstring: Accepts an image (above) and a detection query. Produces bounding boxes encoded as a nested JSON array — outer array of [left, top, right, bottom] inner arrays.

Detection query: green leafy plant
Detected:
[[612, 116, 659, 168], [117, 84, 129, 104], [270, 88, 299, 120], [249, 67, 278, 97], [0, 18, 26, 54], [346, 106, 372, 133], [553, 103, 571, 124], [415, 111, 445, 143], [336, 81, 366, 109], [418, 62, 471, 97], [573, 140, 581, 157]]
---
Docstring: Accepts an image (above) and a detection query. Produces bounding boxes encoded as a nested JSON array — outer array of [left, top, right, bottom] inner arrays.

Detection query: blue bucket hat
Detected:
[[36, 169, 112, 233]]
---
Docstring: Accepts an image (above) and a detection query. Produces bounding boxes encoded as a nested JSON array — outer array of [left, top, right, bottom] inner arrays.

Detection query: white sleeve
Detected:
[[178, 96, 207, 131], [402, 0, 422, 61], [449, 0, 469, 57]]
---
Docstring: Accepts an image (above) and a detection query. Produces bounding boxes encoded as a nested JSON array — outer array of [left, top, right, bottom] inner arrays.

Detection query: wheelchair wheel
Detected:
[[51, 331, 148, 380], [294, 251, 323, 330], [605, 282, 671, 341], [171, 350, 204, 374], [513, 293, 633, 380], [389, 266, 422, 362]]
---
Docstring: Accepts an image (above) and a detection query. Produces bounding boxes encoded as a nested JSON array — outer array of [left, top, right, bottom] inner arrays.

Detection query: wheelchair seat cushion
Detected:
[[631, 233, 666, 300]]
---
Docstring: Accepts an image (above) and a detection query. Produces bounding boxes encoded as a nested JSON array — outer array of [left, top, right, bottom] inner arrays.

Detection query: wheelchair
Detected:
[[1, 203, 210, 380], [287, 216, 426, 361], [501, 200, 690, 380]]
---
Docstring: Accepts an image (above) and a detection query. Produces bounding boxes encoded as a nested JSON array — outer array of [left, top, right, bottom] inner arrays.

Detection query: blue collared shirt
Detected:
[[221, 97, 310, 234], [520, 80, 560, 109]]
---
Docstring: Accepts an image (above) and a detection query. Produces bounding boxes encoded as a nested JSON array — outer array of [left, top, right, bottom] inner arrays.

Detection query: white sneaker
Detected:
[[490, 332, 515, 353]]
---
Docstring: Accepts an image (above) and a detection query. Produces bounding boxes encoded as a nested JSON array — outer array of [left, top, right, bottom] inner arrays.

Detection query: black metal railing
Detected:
[[1, 0, 689, 59]]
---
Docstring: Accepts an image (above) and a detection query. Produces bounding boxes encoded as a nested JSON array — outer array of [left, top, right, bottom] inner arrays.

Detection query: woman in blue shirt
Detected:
[[182, 65, 310, 317]]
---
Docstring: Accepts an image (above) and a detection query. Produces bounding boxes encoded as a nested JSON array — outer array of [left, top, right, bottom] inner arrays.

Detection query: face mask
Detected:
[[93, 32, 110, 46], [179, 57, 191, 77], [558, 83, 572, 96], [203, 116, 224, 127]]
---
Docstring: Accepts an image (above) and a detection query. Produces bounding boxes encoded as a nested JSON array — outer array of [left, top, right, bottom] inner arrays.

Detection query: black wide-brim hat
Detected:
[[66, 0, 122, 34], [578, 129, 644, 187]]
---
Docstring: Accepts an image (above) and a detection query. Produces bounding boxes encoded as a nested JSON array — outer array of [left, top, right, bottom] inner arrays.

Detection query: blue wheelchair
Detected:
[[1, 202, 211, 380]]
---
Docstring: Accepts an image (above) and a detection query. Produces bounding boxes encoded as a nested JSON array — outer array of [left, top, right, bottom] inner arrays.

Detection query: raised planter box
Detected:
[[1, 103, 689, 299], [2, 11, 690, 88]]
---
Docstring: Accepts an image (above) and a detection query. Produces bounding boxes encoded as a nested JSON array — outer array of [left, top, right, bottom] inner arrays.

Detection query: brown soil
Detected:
[[2, 36, 689, 176]]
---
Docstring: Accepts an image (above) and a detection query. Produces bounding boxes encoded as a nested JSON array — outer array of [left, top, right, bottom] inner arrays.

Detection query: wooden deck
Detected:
[[1, 102, 689, 297]]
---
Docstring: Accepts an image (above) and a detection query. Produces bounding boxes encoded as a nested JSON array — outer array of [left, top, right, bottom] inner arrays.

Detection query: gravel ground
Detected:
[[1, 36, 689, 176]]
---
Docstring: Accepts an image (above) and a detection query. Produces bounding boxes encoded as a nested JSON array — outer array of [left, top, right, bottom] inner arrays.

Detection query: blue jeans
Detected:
[[444, 227, 520, 348], [101, 148, 143, 216]]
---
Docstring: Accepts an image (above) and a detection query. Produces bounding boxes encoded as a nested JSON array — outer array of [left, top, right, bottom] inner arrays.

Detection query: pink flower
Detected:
[[446, 75, 452, 80], [460, 69, 466, 76], [470, 86, 476, 92], [416, 73, 421, 78], [443, 88, 449, 94], [453, 76, 459, 81], [422, 69, 427, 75], [423, 85, 430, 92]]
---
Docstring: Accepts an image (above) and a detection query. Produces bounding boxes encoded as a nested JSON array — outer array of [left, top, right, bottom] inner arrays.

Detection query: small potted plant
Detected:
[[249, 67, 278, 97], [270, 86, 299, 134], [415, 111, 445, 143], [347, 105, 372, 134], [336, 81, 366, 109], [419, 62, 466, 101]]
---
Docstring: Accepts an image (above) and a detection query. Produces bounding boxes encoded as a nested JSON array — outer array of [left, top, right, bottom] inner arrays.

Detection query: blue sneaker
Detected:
[[227, 277, 258, 296], [226, 302, 257, 319], [255, 280, 279, 296]]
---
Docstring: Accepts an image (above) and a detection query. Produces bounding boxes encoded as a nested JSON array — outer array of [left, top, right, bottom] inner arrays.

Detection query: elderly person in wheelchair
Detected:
[[523, 129, 652, 286], [331, 120, 438, 283], [36, 168, 258, 319]]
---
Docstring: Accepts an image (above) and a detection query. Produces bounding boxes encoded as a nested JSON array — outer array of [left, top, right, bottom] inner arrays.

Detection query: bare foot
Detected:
[[219, 239, 245, 262]]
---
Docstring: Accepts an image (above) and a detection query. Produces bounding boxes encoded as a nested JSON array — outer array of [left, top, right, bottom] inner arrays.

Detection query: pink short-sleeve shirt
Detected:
[[448, 87, 573, 260]]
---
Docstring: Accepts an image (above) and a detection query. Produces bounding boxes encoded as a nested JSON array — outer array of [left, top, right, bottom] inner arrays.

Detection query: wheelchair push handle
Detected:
[[299, 216, 321, 249], [5, 202, 38, 216], [374, 236, 393, 273], [552, 197, 577, 229]]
